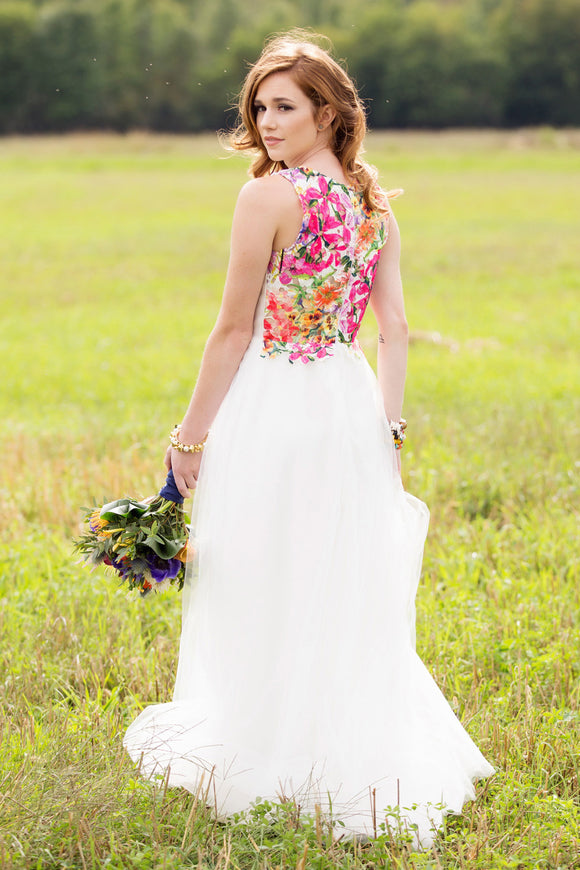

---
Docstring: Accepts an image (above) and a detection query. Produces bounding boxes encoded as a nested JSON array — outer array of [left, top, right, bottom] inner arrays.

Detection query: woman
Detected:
[[124, 32, 494, 847]]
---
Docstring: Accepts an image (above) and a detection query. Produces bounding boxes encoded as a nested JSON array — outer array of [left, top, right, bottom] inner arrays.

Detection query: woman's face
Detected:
[[253, 71, 321, 167]]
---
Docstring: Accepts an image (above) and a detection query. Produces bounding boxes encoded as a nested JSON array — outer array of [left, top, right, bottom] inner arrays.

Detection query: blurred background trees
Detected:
[[0, 0, 578, 132]]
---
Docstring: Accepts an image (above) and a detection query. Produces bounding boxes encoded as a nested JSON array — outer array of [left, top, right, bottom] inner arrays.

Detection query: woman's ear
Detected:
[[317, 104, 336, 130]]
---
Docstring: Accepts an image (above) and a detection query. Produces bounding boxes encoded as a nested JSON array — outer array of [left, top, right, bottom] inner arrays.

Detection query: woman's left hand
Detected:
[[164, 446, 202, 499]]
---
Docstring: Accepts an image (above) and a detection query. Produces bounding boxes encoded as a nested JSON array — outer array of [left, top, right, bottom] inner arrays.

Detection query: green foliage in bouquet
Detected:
[[74, 472, 190, 596]]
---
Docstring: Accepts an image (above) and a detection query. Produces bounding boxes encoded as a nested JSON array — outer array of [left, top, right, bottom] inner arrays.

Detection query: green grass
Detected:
[[0, 129, 579, 869]]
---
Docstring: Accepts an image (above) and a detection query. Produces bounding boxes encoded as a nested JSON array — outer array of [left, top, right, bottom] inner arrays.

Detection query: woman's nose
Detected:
[[260, 108, 276, 129]]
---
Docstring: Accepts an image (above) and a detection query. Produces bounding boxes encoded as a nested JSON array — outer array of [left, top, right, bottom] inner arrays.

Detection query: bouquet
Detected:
[[74, 470, 190, 596]]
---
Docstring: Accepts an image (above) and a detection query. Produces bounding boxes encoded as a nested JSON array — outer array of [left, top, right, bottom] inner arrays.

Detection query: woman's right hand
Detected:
[[164, 446, 202, 499]]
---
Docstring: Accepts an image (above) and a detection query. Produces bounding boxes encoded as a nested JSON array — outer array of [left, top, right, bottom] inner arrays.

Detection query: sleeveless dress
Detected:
[[124, 166, 494, 847]]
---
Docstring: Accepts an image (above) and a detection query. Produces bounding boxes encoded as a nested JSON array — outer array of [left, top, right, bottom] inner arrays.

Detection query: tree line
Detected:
[[1, 0, 579, 133]]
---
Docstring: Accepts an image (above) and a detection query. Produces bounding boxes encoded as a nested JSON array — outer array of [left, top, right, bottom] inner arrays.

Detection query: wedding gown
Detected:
[[124, 166, 494, 847]]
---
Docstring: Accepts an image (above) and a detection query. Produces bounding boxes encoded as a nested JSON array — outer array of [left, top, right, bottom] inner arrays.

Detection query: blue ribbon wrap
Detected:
[[158, 469, 184, 505]]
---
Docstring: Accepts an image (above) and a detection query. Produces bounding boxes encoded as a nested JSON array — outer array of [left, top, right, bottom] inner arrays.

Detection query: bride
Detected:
[[124, 31, 494, 848]]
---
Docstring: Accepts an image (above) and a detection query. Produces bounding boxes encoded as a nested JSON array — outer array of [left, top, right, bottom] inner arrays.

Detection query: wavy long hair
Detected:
[[228, 31, 386, 213]]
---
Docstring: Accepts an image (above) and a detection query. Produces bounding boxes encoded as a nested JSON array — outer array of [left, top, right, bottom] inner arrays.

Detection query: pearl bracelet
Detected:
[[170, 425, 208, 454], [389, 418, 407, 451]]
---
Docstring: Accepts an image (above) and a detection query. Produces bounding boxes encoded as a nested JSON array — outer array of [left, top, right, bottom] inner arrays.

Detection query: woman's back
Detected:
[[260, 167, 387, 364]]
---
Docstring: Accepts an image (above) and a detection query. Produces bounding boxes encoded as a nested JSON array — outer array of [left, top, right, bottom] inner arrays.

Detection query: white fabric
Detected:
[[124, 289, 494, 848]]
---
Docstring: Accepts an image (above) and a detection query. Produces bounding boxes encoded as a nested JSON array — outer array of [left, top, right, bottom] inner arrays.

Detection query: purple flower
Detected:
[[147, 556, 182, 583], [105, 554, 129, 575]]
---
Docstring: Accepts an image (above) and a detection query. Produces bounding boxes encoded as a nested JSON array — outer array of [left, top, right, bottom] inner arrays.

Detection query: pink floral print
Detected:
[[261, 167, 388, 364]]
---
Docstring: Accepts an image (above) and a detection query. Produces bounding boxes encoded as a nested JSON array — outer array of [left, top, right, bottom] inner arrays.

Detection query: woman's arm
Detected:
[[369, 211, 409, 428], [167, 176, 288, 498]]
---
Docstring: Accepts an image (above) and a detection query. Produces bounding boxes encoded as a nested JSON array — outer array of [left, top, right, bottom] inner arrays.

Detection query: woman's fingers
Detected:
[[178, 478, 194, 498], [168, 448, 202, 498], [173, 472, 195, 499]]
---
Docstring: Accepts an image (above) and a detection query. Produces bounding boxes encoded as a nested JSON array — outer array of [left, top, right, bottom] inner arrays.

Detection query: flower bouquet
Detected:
[[74, 470, 190, 596]]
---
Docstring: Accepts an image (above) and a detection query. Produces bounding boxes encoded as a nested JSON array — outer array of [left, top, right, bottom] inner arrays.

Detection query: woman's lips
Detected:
[[264, 138, 283, 146]]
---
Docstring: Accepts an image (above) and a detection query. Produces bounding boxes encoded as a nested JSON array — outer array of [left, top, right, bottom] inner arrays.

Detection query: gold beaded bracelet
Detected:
[[390, 418, 407, 451], [169, 425, 208, 454]]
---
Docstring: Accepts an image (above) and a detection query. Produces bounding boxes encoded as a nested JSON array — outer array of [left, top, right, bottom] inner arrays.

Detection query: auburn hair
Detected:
[[228, 31, 387, 214]]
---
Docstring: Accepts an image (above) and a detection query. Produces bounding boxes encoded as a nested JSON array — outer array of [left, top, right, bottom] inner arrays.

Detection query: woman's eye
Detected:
[[254, 104, 293, 113]]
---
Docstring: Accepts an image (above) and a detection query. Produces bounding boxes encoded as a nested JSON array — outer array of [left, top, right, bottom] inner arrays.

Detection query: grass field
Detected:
[[1, 129, 579, 869]]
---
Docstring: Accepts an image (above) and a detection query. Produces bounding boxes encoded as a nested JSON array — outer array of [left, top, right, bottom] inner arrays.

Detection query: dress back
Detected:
[[261, 167, 388, 364]]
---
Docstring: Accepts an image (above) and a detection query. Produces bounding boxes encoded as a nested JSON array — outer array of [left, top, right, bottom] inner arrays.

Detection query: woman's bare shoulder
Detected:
[[236, 173, 297, 209], [234, 175, 302, 248]]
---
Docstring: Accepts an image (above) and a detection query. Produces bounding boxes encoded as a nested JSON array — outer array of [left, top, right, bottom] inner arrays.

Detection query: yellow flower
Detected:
[[176, 543, 195, 563]]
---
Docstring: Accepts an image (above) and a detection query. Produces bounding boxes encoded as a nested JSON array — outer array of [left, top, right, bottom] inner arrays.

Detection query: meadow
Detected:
[[0, 129, 579, 869]]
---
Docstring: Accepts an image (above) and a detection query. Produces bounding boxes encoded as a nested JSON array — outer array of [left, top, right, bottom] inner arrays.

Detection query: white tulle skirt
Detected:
[[124, 335, 494, 848]]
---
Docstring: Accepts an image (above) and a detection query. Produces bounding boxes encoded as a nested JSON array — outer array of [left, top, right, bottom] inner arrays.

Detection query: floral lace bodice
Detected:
[[260, 167, 388, 364]]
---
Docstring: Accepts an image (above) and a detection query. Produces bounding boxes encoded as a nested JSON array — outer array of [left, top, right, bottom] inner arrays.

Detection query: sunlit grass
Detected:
[[0, 130, 579, 868]]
